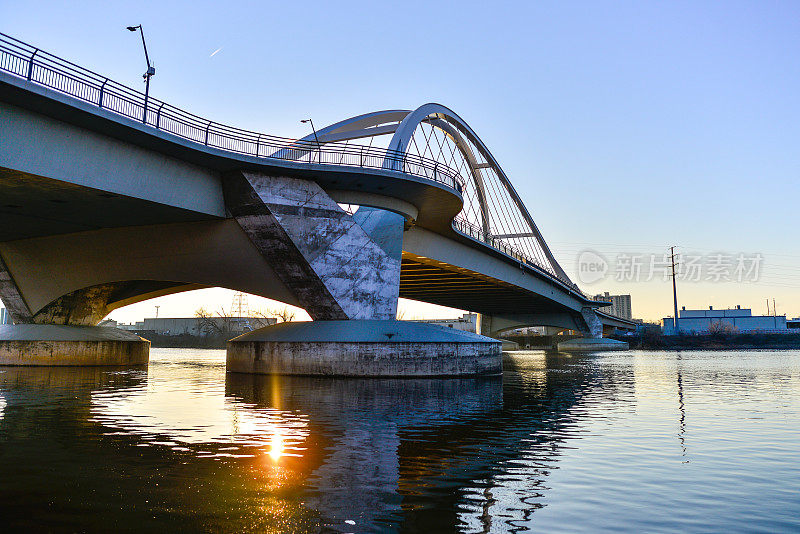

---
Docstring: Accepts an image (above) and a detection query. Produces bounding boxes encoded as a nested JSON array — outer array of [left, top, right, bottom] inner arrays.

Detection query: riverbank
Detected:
[[616, 333, 800, 350]]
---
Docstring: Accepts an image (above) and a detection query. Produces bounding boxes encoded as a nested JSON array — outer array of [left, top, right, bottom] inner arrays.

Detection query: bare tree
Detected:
[[194, 306, 234, 337], [707, 320, 737, 337], [250, 309, 278, 329], [266, 306, 296, 323], [249, 306, 297, 326]]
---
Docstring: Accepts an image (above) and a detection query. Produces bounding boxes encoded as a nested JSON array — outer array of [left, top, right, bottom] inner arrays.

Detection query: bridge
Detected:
[[0, 32, 632, 373]]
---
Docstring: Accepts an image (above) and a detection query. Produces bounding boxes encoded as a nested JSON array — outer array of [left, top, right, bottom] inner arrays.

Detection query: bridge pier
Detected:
[[476, 310, 628, 352], [224, 171, 501, 376], [556, 307, 628, 352], [0, 257, 149, 365]]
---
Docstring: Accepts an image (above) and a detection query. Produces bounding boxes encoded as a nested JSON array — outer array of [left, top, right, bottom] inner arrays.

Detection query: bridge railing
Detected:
[[0, 32, 464, 193], [452, 218, 583, 293]]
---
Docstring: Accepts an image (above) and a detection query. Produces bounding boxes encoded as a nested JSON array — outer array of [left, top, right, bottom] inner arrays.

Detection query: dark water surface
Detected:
[[0, 349, 798, 533]]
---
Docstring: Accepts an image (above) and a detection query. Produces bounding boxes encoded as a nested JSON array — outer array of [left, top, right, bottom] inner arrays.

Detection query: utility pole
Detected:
[[670, 246, 680, 334], [773, 298, 777, 317], [155, 305, 160, 319]]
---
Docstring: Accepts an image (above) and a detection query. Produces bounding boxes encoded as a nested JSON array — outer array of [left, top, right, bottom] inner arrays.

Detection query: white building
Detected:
[[662, 306, 788, 335], [593, 292, 633, 320], [411, 313, 478, 332]]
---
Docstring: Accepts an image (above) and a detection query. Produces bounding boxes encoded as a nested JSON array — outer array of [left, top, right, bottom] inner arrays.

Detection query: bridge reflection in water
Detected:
[[0, 350, 627, 532]]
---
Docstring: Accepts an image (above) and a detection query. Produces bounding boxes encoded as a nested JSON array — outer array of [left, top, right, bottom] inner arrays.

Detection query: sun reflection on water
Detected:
[[87, 350, 309, 460], [268, 432, 284, 461]]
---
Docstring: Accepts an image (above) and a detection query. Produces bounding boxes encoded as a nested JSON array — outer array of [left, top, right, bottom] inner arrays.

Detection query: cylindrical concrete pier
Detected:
[[227, 320, 502, 377], [0, 325, 149, 366]]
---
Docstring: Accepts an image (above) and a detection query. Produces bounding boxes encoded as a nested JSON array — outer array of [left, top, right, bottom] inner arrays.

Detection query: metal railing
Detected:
[[452, 217, 582, 292], [0, 32, 463, 192]]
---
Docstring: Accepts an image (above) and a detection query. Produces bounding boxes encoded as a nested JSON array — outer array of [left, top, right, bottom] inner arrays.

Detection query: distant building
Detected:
[[0, 307, 9, 325], [410, 313, 478, 333], [117, 316, 277, 336], [662, 305, 788, 335], [593, 292, 633, 320]]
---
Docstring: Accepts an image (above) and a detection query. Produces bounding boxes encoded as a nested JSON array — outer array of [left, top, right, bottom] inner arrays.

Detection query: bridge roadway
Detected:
[[0, 71, 633, 332]]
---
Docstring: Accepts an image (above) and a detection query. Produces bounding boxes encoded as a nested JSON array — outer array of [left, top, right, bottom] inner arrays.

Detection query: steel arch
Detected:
[[279, 104, 574, 287]]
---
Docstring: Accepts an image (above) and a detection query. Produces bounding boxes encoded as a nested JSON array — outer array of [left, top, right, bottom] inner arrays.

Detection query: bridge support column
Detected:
[[557, 307, 628, 352], [224, 171, 501, 376], [0, 257, 149, 365]]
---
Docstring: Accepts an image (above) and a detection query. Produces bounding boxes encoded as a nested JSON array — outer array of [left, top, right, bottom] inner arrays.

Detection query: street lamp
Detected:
[[126, 25, 155, 123], [300, 119, 320, 162]]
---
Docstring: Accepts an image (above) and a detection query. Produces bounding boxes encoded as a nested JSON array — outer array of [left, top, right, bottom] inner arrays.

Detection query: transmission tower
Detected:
[[230, 292, 250, 318]]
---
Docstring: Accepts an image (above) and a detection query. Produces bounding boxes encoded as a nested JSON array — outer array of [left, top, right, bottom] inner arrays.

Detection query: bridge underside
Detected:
[[0, 164, 596, 332], [401, 253, 573, 316]]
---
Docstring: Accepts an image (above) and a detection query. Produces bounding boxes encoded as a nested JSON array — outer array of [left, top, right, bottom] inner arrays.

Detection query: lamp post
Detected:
[[301, 119, 320, 163], [126, 25, 155, 123]]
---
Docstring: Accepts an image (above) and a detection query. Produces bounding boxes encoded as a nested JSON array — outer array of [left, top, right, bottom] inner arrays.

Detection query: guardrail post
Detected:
[[155, 102, 165, 129], [98, 78, 108, 109], [359, 147, 364, 167], [204, 121, 212, 145], [255, 134, 261, 157], [26, 48, 39, 81]]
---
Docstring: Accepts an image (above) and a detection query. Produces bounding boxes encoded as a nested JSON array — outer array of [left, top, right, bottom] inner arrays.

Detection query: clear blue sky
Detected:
[[3, 1, 799, 321]]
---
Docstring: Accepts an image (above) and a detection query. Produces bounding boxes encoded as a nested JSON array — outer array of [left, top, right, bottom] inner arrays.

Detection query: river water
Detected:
[[0, 349, 798, 533]]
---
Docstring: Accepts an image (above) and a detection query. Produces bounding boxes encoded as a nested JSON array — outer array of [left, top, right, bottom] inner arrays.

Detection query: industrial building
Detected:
[[410, 313, 478, 332], [117, 316, 276, 336], [662, 306, 788, 335]]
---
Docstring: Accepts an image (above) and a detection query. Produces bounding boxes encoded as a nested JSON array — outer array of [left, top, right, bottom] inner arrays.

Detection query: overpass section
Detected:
[[0, 33, 629, 372]]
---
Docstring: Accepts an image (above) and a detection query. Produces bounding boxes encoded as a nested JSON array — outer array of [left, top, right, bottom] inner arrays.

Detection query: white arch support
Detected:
[[267, 103, 575, 288], [385, 103, 574, 286]]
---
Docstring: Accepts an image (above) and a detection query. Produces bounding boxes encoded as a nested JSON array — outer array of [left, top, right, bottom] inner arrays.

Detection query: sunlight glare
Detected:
[[268, 433, 284, 461]]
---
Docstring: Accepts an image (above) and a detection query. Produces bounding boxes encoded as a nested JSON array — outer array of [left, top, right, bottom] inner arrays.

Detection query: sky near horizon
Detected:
[[2, 1, 799, 323]]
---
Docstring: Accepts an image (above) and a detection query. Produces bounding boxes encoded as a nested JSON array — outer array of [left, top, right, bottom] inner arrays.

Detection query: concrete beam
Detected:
[[403, 226, 586, 314], [0, 219, 300, 317], [0, 102, 225, 217]]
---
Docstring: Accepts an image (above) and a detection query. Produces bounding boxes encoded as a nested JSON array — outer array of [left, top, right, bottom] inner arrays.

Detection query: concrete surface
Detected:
[[224, 172, 403, 321], [0, 325, 149, 366], [227, 320, 502, 376], [498, 338, 520, 350]]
